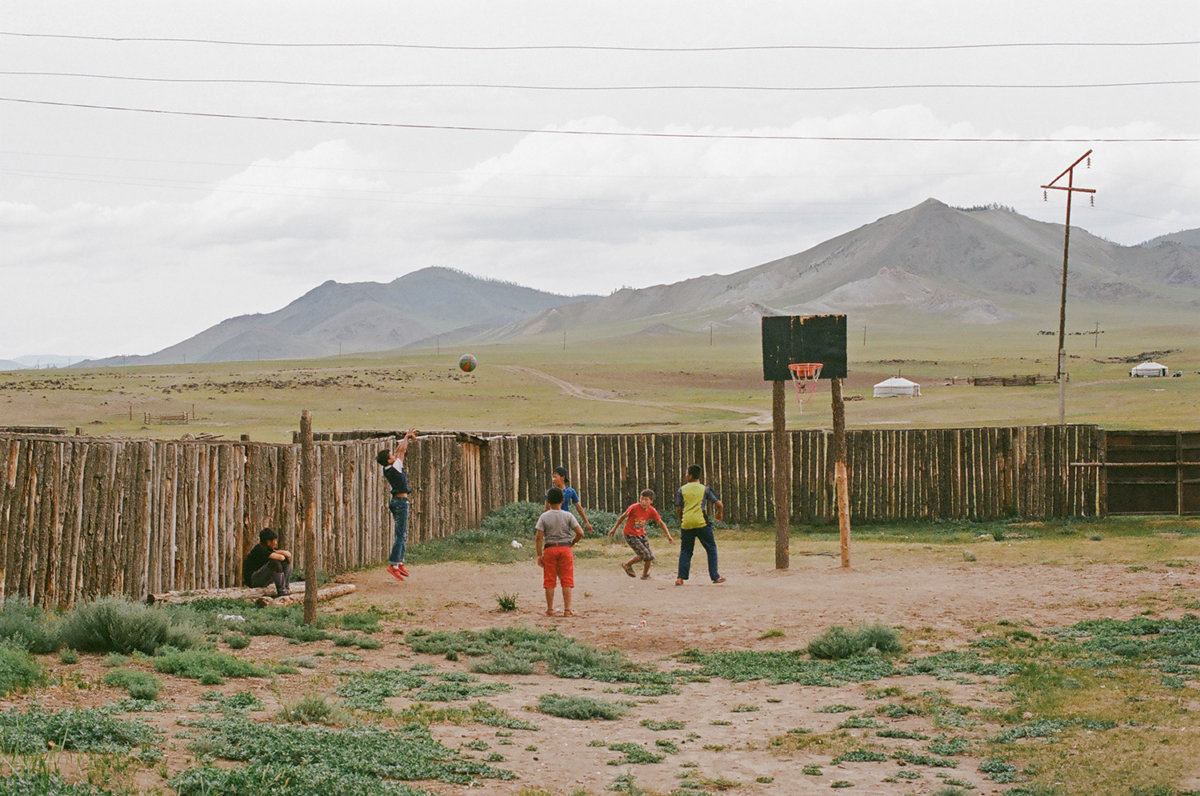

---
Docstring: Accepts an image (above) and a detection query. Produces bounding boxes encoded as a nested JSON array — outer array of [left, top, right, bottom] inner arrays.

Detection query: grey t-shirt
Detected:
[[536, 509, 581, 545]]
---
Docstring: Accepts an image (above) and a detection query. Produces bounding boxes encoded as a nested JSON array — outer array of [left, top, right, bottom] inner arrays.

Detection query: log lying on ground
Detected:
[[255, 582, 356, 608], [146, 585, 274, 605]]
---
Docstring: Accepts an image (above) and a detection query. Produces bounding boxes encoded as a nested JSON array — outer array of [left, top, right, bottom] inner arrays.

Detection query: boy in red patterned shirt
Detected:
[[608, 489, 674, 580]]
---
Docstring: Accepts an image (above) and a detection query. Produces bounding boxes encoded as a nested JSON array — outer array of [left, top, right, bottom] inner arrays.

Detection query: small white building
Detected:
[[873, 376, 921, 397], [1130, 361, 1169, 378]]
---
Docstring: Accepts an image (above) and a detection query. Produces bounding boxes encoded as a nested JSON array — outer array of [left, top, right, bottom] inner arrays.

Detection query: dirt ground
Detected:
[[15, 536, 1200, 795]]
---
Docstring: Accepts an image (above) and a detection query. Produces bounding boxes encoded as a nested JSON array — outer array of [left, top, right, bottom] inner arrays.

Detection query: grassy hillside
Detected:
[[3, 304, 1196, 442]]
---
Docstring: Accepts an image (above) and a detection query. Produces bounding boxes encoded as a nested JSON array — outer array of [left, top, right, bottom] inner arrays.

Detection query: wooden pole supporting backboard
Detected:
[[300, 411, 318, 625], [831, 379, 851, 567], [772, 380, 790, 569]]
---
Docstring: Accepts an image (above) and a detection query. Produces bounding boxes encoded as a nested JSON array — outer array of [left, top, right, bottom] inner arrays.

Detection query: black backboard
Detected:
[[761, 314, 848, 381]]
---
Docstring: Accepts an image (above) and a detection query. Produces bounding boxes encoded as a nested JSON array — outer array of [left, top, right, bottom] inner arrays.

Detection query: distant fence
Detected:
[[1, 424, 1103, 608]]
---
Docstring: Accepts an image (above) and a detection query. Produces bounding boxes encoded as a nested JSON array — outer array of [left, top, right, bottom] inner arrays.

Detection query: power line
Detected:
[[3, 70, 1195, 92], [3, 96, 1197, 142], [1, 31, 1196, 51]]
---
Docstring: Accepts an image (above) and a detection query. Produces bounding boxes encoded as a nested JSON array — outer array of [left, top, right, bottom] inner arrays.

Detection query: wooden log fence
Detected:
[[1, 425, 1103, 608]]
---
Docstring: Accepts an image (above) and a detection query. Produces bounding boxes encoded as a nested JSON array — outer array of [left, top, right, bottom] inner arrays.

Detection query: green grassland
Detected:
[[1, 304, 1197, 442]]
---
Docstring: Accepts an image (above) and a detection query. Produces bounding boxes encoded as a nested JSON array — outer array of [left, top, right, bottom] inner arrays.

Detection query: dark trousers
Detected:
[[677, 523, 720, 581], [248, 559, 291, 594], [388, 497, 409, 565]]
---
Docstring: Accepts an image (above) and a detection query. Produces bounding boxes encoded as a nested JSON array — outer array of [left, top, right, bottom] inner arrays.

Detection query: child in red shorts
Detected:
[[608, 489, 675, 579], [536, 486, 584, 616]]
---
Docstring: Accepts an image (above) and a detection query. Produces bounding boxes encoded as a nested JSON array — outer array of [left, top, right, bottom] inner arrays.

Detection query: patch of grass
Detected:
[[181, 716, 513, 790], [409, 626, 662, 684], [59, 648, 80, 664], [535, 693, 628, 721], [620, 683, 678, 697], [837, 715, 881, 729], [0, 642, 45, 697], [153, 647, 268, 683], [832, 748, 887, 764], [759, 629, 785, 640], [0, 705, 160, 754], [678, 648, 895, 685], [605, 742, 663, 765], [334, 607, 384, 634], [0, 763, 112, 796], [927, 735, 971, 756], [807, 623, 903, 660], [102, 667, 160, 701], [335, 667, 509, 712], [496, 593, 519, 612], [876, 728, 929, 740], [816, 704, 858, 713], [195, 690, 264, 714], [60, 598, 203, 655], [640, 718, 684, 731]]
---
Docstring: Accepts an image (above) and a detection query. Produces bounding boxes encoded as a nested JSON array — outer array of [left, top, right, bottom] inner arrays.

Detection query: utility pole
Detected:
[[1040, 150, 1095, 425]]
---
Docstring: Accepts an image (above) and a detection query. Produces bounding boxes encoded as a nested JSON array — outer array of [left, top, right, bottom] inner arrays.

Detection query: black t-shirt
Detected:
[[242, 544, 272, 585], [382, 462, 411, 494]]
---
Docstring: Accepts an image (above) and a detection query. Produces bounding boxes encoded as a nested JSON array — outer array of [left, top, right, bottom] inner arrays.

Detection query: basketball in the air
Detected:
[[458, 354, 478, 373]]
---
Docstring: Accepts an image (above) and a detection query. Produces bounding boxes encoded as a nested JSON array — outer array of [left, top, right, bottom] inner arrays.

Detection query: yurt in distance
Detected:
[[873, 376, 921, 397], [1130, 361, 1168, 378]]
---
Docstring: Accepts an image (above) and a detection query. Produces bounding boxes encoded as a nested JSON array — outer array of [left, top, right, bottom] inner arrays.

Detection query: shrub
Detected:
[[807, 623, 902, 660], [59, 648, 80, 664], [0, 642, 45, 697], [223, 633, 251, 650], [496, 593, 519, 612], [60, 598, 202, 655], [0, 766, 111, 795], [0, 599, 60, 654], [277, 694, 346, 725], [535, 693, 628, 720], [103, 668, 161, 701]]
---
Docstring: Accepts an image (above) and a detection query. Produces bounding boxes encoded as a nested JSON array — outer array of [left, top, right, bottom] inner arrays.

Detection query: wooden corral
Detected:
[[1, 425, 1104, 608]]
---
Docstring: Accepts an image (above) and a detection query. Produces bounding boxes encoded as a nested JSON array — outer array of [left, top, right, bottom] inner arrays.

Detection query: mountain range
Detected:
[[79, 199, 1200, 366]]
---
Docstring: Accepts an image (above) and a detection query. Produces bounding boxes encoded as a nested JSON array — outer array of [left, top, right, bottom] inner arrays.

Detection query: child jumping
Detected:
[[535, 486, 584, 616], [608, 489, 674, 579], [548, 466, 594, 536]]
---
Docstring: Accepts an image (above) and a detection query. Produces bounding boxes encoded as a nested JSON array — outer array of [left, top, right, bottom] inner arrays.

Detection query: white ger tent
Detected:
[[873, 376, 921, 397], [1130, 361, 1168, 378]]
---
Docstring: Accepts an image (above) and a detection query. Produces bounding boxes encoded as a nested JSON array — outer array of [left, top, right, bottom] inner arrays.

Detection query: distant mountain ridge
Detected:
[[80, 268, 597, 366], [76, 200, 1200, 366], [471, 199, 1200, 342]]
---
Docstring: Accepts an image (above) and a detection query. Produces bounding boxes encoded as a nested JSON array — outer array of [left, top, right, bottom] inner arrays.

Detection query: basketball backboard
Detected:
[[761, 314, 847, 381]]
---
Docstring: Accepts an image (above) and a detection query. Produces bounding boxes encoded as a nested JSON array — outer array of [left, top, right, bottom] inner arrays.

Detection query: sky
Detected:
[[1, 1, 1197, 360]]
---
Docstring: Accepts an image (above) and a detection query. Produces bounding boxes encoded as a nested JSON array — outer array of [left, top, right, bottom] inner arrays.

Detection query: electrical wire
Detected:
[[3, 96, 1196, 142], [1, 31, 1196, 51], [2, 71, 1195, 92]]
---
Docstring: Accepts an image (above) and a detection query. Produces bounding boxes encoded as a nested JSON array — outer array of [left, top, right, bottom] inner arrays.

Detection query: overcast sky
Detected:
[[1, 1, 1197, 360]]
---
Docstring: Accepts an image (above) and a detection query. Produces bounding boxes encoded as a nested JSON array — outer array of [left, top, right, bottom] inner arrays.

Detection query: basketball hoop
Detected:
[[788, 362, 823, 407]]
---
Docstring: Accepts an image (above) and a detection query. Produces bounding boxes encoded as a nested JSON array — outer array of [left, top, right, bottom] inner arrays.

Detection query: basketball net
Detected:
[[788, 362, 823, 409]]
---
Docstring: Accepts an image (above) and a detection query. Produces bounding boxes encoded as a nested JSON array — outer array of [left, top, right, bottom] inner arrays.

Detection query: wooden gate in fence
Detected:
[[1105, 430, 1200, 515]]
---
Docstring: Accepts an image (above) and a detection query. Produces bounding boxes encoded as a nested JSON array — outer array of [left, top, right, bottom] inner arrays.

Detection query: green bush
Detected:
[[60, 598, 202, 655], [0, 600, 60, 654], [277, 694, 345, 726], [535, 693, 628, 720], [807, 623, 902, 660], [0, 642, 45, 697], [103, 668, 160, 701]]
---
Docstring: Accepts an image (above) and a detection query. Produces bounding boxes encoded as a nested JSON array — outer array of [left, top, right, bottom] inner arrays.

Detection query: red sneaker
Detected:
[[397, 563, 410, 577], [386, 564, 405, 581]]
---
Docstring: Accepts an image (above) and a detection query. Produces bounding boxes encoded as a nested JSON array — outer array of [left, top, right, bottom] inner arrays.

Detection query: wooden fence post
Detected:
[[772, 380, 790, 569], [831, 379, 851, 568], [300, 411, 318, 625]]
